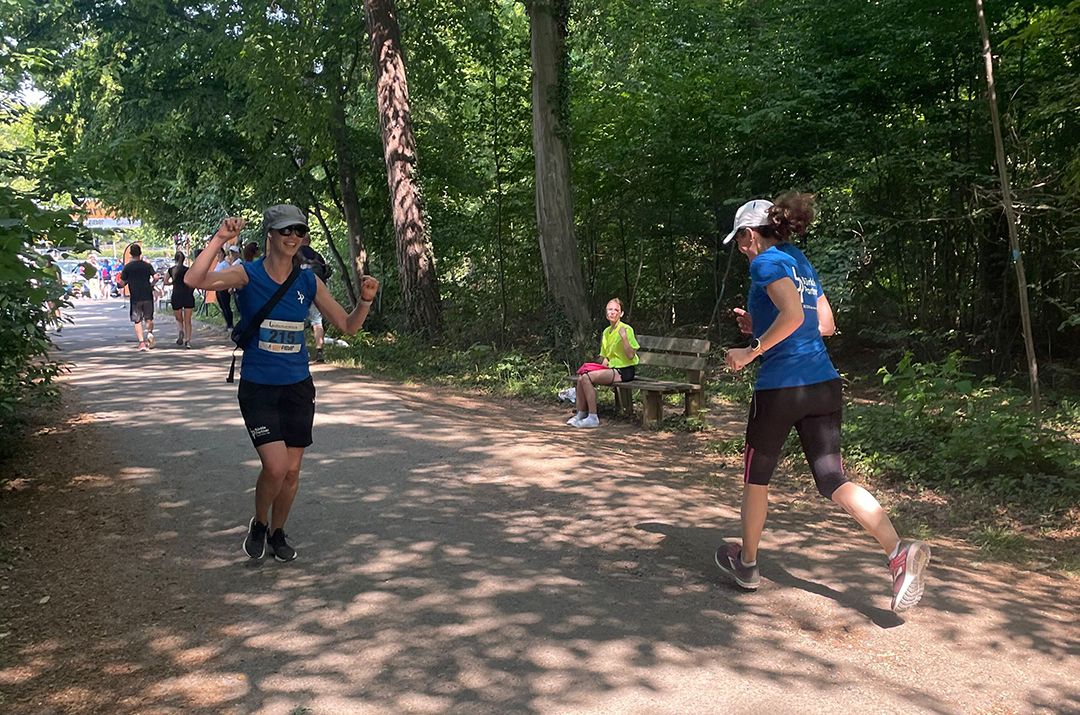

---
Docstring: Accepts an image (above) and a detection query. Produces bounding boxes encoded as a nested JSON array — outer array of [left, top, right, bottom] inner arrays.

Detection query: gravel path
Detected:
[[1, 300, 1077, 714]]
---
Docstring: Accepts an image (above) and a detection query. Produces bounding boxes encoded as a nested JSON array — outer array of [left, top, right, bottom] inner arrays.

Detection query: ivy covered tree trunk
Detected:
[[527, 0, 591, 348], [364, 0, 443, 338]]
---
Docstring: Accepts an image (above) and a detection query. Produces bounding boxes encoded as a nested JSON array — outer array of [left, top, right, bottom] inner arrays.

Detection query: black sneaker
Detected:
[[268, 528, 297, 562], [243, 517, 268, 559], [314, 348, 325, 363], [715, 543, 761, 590]]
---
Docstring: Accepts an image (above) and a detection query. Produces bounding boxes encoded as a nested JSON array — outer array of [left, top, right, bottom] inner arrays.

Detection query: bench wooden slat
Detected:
[[636, 351, 708, 371], [638, 335, 710, 354], [567, 374, 702, 393], [616, 379, 702, 393]]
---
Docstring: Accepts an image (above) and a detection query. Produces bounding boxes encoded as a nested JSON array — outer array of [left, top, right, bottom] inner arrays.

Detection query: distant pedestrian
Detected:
[[184, 205, 379, 563], [714, 193, 930, 613], [165, 250, 195, 348], [116, 244, 158, 351], [213, 247, 237, 330], [242, 240, 260, 263], [297, 233, 331, 363]]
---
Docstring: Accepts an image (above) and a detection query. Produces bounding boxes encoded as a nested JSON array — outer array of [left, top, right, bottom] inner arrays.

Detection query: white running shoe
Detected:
[[145, 331, 156, 349], [566, 415, 583, 427], [575, 415, 600, 428]]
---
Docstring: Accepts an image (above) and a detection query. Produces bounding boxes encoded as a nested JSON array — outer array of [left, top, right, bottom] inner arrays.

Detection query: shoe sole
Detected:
[[243, 517, 266, 559], [892, 542, 931, 612], [715, 549, 760, 590], [272, 549, 298, 563]]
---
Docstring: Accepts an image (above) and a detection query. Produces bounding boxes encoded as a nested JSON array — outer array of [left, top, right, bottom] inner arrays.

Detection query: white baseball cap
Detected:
[[722, 199, 774, 244]]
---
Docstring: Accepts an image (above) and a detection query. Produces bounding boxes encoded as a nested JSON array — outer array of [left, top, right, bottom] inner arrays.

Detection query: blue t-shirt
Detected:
[[748, 245, 839, 390], [234, 258, 317, 385]]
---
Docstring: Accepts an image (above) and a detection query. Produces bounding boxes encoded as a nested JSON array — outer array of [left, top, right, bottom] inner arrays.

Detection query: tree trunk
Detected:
[[527, 0, 591, 348], [311, 201, 358, 306], [328, 70, 370, 295], [364, 0, 442, 338], [975, 0, 1040, 419]]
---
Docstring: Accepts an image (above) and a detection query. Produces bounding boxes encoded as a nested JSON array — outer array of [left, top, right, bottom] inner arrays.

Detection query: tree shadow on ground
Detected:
[[2, 302, 1077, 714]]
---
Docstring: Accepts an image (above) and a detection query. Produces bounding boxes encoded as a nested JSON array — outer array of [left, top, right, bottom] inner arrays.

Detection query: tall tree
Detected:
[[527, 0, 591, 347], [364, 0, 443, 338]]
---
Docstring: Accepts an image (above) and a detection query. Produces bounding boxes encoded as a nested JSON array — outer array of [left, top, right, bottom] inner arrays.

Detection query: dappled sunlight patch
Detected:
[[68, 472, 113, 488], [394, 692, 454, 713], [146, 672, 249, 707], [101, 661, 144, 676], [116, 465, 161, 483], [223, 592, 286, 608]]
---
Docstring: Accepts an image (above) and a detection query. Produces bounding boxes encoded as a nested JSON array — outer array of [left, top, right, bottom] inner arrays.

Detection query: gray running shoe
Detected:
[[890, 540, 931, 612], [715, 543, 760, 590], [268, 528, 297, 562], [146, 331, 155, 348], [243, 517, 268, 559]]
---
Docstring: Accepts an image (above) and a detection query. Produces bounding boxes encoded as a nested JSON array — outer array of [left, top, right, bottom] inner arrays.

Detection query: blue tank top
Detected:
[[234, 258, 317, 385], [748, 245, 839, 390]]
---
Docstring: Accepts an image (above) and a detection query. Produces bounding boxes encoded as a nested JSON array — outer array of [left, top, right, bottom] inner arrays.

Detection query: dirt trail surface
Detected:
[[1, 301, 1077, 715]]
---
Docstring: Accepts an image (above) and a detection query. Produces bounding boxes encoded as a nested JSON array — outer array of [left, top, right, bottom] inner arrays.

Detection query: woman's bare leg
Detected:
[[740, 484, 769, 563], [831, 482, 900, 555]]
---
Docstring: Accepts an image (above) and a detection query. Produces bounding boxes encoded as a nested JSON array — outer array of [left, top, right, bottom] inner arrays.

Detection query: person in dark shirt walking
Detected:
[[117, 244, 158, 351], [165, 250, 195, 348]]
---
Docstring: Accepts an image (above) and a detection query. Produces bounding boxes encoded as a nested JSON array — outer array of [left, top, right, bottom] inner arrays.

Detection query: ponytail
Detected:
[[761, 192, 815, 242]]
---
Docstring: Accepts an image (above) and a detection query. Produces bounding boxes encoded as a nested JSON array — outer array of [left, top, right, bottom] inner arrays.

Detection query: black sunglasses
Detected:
[[275, 225, 309, 237]]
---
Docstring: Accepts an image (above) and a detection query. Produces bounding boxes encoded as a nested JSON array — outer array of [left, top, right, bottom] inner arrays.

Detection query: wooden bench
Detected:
[[570, 335, 710, 428]]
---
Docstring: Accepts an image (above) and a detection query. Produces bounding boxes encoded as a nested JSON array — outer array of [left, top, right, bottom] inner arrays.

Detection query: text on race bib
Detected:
[[257, 319, 305, 354]]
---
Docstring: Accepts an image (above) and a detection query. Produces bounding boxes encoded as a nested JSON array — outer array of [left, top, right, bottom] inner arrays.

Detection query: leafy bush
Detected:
[[334, 332, 568, 400], [0, 186, 92, 453], [843, 352, 1079, 512]]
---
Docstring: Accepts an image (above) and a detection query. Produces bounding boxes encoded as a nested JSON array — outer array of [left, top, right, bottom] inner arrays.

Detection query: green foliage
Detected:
[[844, 353, 1079, 512], [332, 333, 568, 400], [0, 189, 91, 449]]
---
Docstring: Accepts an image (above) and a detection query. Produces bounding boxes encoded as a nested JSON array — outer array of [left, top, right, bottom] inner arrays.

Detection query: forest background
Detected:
[[1, 1, 1077, 540]]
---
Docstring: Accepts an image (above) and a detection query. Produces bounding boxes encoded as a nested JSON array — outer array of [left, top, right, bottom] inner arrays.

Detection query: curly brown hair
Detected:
[[758, 192, 815, 242]]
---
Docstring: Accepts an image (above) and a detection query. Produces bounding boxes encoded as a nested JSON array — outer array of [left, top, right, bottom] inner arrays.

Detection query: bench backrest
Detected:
[[636, 335, 711, 386]]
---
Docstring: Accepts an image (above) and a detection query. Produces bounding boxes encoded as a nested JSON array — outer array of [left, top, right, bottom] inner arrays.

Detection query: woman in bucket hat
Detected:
[[186, 205, 379, 562], [715, 192, 930, 613]]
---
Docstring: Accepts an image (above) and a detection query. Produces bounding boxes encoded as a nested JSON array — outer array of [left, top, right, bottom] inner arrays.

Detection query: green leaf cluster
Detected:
[[845, 352, 1079, 511]]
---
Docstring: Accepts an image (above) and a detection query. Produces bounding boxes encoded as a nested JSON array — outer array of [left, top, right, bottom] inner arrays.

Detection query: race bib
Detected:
[[257, 319, 304, 353]]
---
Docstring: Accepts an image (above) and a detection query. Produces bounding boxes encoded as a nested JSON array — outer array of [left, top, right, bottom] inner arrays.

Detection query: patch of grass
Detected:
[[329, 332, 568, 401], [973, 525, 1030, 560], [657, 413, 711, 432]]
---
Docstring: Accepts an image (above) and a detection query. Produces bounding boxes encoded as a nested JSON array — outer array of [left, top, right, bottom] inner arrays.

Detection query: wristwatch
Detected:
[[749, 338, 764, 354]]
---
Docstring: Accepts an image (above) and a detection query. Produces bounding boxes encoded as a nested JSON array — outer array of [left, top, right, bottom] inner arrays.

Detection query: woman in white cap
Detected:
[[185, 205, 379, 562], [714, 192, 930, 613]]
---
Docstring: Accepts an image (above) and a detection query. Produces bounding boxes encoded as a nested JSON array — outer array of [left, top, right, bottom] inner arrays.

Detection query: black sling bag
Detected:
[[227, 265, 301, 384]]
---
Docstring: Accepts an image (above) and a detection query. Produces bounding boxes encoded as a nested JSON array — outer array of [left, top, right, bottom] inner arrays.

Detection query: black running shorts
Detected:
[[743, 378, 848, 498], [130, 300, 154, 323], [237, 377, 316, 448]]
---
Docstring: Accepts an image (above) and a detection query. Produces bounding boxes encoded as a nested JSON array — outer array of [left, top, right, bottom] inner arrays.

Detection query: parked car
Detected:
[[55, 259, 86, 297]]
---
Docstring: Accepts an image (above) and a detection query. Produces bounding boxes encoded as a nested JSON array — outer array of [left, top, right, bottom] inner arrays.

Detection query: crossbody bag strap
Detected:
[[227, 265, 302, 383]]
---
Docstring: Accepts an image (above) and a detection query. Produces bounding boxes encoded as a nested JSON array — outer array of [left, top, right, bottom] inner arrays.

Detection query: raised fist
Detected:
[[359, 275, 380, 302], [215, 217, 246, 244]]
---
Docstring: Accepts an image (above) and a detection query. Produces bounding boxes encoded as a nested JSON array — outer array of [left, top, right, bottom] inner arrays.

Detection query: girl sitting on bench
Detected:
[[568, 298, 640, 428]]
